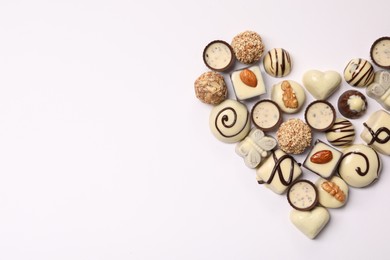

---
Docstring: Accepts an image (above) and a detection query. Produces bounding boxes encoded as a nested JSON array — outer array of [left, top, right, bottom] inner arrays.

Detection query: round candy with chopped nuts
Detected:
[[277, 118, 312, 154], [194, 71, 227, 105], [231, 31, 265, 64]]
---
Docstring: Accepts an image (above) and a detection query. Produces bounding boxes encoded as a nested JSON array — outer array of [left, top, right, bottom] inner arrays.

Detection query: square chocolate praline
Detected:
[[230, 65, 266, 101], [303, 140, 343, 179]]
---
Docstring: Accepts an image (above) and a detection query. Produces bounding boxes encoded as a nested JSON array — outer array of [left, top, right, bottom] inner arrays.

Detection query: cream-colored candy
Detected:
[[361, 109, 390, 155], [305, 101, 336, 131], [209, 99, 250, 143], [325, 118, 355, 147], [203, 41, 233, 71], [315, 176, 348, 208], [263, 48, 292, 77], [338, 144, 381, 188], [366, 71, 390, 110], [344, 58, 375, 87], [271, 80, 305, 113], [302, 70, 341, 100], [256, 149, 302, 194], [290, 207, 330, 239], [231, 66, 266, 100]]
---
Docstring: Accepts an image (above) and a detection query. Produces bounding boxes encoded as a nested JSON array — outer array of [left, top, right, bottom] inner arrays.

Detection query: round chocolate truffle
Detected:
[[271, 80, 306, 114], [251, 100, 282, 131], [287, 180, 318, 211], [304, 100, 336, 131], [231, 31, 265, 64], [203, 40, 235, 72], [337, 90, 367, 119], [325, 118, 355, 147], [370, 36, 390, 69], [194, 71, 227, 105], [344, 58, 375, 87], [315, 176, 348, 208], [263, 48, 292, 77], [277, 118, 312, 154]]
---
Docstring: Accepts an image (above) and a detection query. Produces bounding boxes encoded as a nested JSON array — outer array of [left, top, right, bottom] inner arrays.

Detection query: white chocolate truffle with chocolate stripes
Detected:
[[344, 58, 375, 87], [263, 48, 292, 77]]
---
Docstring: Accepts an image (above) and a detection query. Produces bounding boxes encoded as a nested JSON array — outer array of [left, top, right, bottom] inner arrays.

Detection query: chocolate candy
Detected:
[[290, 207, 330, 239], [271, 80, 306, 113], [361, 109, 390, 155], [304, 100, 336, 131], [235, 128, 277, 168], [302, 70, 341, 100], [194, 71, 227, 105], [303, 140, 342, 179], [209, 99, 250, 143], [230, 66, 266, 100], [325, 118, 355, 147], [287, 180, 318, 211], [277, 118, 312, 154], [263, 48, 292, 77], [256, 149, 302, 194], [366, 70, 390, 110], [231, 31, 264, 64], [315, 176, 348, 208], [338, 144, 381, 188], [338, 90, 367, 119], [203, 40, 235, 72], [251, 100, 282, 131], [344, 58, 374, 87], [370, 36, 390, 69]]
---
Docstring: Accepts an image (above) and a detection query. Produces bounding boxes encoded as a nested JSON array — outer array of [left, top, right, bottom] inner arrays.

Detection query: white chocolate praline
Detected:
[[338, 144, 381, 188], [271, 80, 305, 113], [231, 66, 266, 100], [302, 70, 341, 100], [288, 181, 317, 210], [305, 101, 335, 131], [256, 149, 302, 194], [209, 99, 251, 143], [325, 118, 355, 147], [235, 128, 277, 169], [251, 100, 281, 131], [263, 48, 292, 77], [361, 109, 390, 155], [303, 140, 342, 179], [204, 41, 233, 70], [370, 37, 390, 68], [344, 58, 375, 87], [290, 207, 330, 239], [366, 70, 390, 110], [315, 176, 348, 208]]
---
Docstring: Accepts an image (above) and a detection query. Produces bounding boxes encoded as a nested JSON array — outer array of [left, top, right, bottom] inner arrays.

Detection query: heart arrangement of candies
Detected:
[[194, 31, 390, 239]]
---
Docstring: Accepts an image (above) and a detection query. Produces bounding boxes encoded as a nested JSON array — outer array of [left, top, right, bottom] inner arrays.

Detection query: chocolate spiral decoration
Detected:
[[258, 152, 299, 186], [215, 107, 249, 138], [340, 151, 369, 176], [363, 123, 390, 145]]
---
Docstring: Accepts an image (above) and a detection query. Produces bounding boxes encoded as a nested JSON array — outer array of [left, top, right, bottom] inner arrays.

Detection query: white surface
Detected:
[[0, 0, 390, 259]]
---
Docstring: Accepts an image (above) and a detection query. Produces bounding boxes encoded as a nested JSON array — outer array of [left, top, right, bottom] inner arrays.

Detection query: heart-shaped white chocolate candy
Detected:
[[302, 70, 341, 100], [290, 207, 330, 239]]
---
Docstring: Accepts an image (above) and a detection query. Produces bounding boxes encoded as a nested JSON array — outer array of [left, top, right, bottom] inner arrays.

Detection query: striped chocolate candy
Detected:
[[263, 48, 292, 78], [325, 118, 355, 147], [344, 58, 375, 87]]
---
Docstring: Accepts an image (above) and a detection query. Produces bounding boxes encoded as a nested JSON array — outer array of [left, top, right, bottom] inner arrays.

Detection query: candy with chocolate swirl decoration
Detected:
[[338, 144, 381, 188], [361, 109, 390, 155], [325, 118, 355, 147], [209, 99, 251, 143], [344, 58, 375, 87]]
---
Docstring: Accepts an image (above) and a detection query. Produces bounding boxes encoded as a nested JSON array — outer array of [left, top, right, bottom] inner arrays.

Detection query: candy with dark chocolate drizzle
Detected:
[[363, 123, 390, 145]]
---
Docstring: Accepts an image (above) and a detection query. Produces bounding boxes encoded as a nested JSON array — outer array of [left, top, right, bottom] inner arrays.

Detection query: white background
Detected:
[[0, 0, 390, 259]]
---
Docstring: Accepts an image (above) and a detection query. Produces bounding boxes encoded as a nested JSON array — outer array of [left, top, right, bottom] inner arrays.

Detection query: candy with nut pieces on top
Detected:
[[235, 128, 277, 169], [194, 71, 227, 105], [271, 80, 306, 113], [263, 48, 292, 77], [338, 90, 367, 119], [277, 118, 312, 154], [344, 58, 375, 87], [230, 65, 266, 100], [231, 30, 264, 64], [203, 40, 235, 72], [361, 109, 390, 155], [302, 70, 341, 100], [366, 70, 390, 110], [209, 99, 250, 143], [370, 36, 390, 69], [287, 180, 318, 211], [315, 176, 348, 208], [290, 207, 330, 239], [325, 118, 355, 147], [256, 149, 302, 194], [338, 144, 381, 188], [304, 100, 336, 132], [303, 139, 342, 179], [251, 99, 282, 132]]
